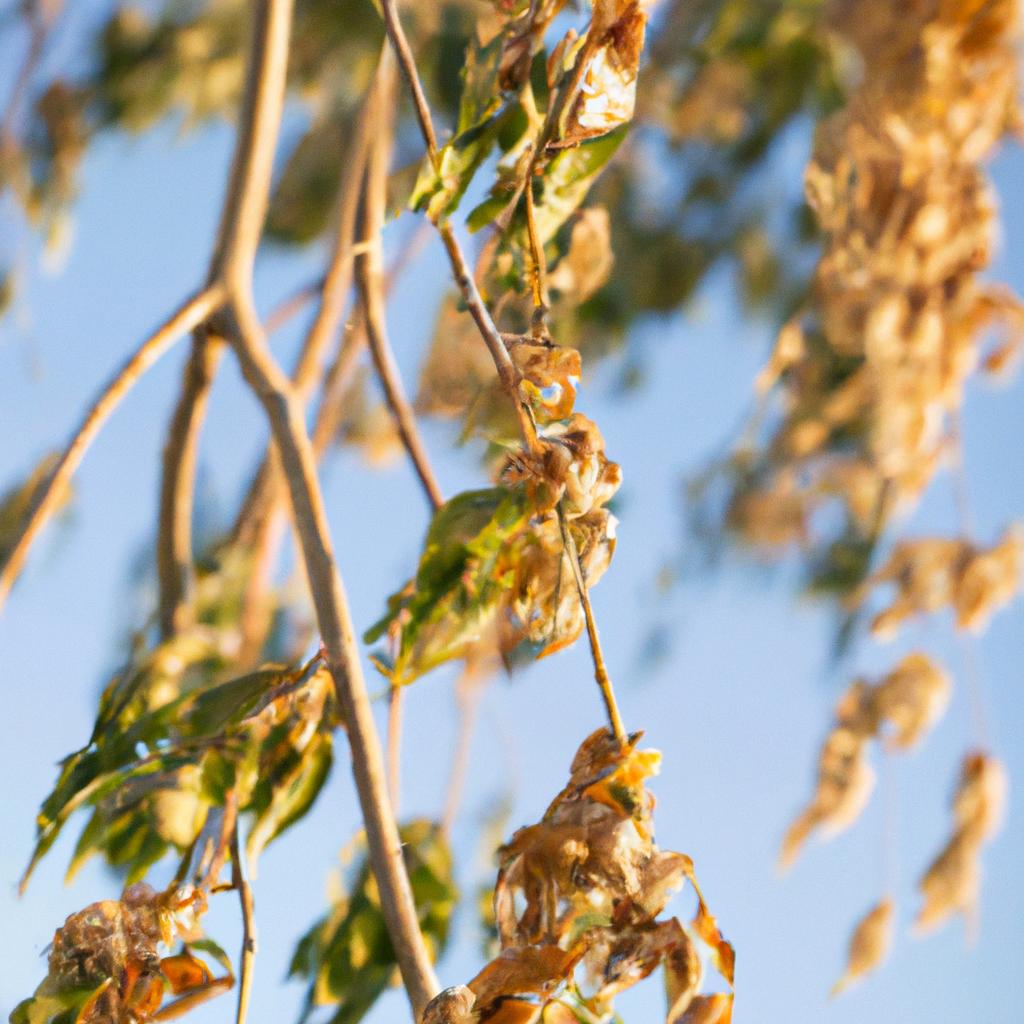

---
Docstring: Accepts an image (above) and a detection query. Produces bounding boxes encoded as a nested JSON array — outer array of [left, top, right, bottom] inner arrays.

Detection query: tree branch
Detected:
[[0, 285, 224, 612], [212, 2, 440, 1017], [559, 506, 626, 745], [229, 292, 440, 1019]]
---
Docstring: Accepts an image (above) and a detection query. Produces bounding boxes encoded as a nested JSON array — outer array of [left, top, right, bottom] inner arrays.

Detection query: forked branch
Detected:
[[214, 1, 440, 1018]]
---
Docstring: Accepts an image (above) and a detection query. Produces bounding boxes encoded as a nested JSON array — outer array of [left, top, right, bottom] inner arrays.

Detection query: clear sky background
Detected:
[[2, 35, 1024, 1024]]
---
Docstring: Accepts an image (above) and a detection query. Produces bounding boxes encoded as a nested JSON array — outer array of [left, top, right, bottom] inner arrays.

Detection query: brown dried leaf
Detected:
[[468, 945, 582, 1008], [674, 993, 733, 1024]]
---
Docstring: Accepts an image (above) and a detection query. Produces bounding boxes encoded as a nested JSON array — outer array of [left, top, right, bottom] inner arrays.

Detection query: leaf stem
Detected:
[[558, 505, 626, 745], [230, 825, 257, 1024], [379, 0, 541, 456]]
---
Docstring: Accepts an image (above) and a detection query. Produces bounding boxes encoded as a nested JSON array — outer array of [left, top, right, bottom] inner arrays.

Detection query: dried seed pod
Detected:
[[831, 897, 895, 996], [780, 722, 876, 869], [916, 752, 1007, 933], [873, 653, 951, 750]]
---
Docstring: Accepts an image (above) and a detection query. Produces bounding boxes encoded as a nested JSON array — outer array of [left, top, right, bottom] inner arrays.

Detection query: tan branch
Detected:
[[228, 290, 440, 1019], [558, 506, 626, 745], [212, 2, 440, 1017], [0, 285, 224, 612]]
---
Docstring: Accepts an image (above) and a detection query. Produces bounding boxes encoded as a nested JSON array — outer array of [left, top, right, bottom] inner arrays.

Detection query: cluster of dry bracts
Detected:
[[866, 527, 1024, 639], [367, 339, 621, 685], [745, 0, 1024, 542], [12, 883, 232, 1024], [423, 729, 734, 1024]]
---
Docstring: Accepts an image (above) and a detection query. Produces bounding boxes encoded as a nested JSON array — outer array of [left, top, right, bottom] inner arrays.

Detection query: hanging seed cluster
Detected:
[[765, 2, 1022, 994], [13, 883, 225, 1024]]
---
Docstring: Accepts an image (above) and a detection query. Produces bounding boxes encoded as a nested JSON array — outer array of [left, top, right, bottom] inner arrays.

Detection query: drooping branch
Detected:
[[0, 284, 224, 612]]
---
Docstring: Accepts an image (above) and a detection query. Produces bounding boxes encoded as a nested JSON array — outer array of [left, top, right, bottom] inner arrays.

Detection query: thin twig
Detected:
[[387, 681, 403, 814], [229, 825, 257, 1024], [558, 505, 627, 745], [264, 276, 323, 334], [378, 0, 439, 163], [214, 2, 439, 1016], [379, 0, 541, 455], [441, 668, 483, 839], [157, 331, 225, 637], [0, 285, 224, 611], [357, 51, 445, 511], [523, 167, 550, 332]]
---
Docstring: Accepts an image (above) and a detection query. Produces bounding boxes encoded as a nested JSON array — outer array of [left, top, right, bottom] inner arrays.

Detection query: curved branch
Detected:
[[0, 285, 224, 612], [357, 54, 444, 512]]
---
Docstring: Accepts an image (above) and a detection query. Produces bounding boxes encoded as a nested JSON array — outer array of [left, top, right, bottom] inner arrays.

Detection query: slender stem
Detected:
[[157, 331, 225, 637], [0, 286, 224, 612], [229, 826, 257, 1024], [264, 275, 323, 334], [437, 223, 540, 453], [441, 668, 483, 839], [558, 506, 627, 745], [378, 0, 438, 164], [523, 168, 550, 331], [357, 53, 445, 511], [379, 0, 541, 456]]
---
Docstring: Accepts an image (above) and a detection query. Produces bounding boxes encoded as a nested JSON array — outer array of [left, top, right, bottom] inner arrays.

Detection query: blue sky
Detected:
[[2, 71, 1024, 1024]]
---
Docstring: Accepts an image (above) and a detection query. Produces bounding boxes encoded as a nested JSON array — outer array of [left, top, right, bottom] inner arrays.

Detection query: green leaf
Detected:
[[409, 115, 503, 223], [531, 128, 628, 243], [246, 732, 334, 861], [266, 116, 348, 244], [292, 821, 458, 1024], [365, 488, 529, 684], [189, 937, 234, 977]]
